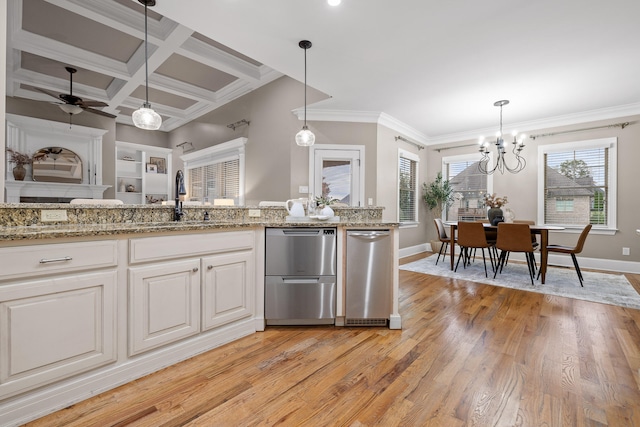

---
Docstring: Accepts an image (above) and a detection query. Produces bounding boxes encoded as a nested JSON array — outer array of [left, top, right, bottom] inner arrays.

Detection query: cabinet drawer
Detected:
[[129, 230, 254, 264], [0, 241, 118, 281]]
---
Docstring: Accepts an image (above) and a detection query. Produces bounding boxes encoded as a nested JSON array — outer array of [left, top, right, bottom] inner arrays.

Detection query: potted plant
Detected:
[[423, 172, 454, 252], [6, 148, 33, 181], [314, 195, 338, 217]]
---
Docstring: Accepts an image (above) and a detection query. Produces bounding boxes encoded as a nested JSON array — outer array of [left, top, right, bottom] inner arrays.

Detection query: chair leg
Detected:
[[493, 250, 507, 278], [481, 248, 488, 277], [435, 241, 447, 265], [571, 253, 584, 287], [524, 252, 535, 285], [454, 246, 466, 272]]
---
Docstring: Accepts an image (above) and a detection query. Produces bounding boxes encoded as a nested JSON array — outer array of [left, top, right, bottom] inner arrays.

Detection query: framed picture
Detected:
[[146, 163, 157, 173], [149, 156, 166, 174]]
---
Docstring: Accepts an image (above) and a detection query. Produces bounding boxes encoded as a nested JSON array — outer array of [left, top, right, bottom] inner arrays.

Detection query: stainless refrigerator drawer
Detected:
[[265, 228, 336, 276], [265, 276, 336, 325]]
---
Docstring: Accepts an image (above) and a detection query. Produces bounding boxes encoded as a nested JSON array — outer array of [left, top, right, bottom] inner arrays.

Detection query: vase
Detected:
[[12, 165, 26, 181], [487, 207, 503, 225], [320, 205, 335, 217]]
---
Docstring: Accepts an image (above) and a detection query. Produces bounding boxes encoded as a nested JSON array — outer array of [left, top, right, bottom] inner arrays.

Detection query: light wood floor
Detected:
[[27, 252, 640, 427]]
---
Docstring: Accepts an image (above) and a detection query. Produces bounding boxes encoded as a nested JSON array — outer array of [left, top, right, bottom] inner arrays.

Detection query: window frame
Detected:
[[537, 137, 617, 235], [180, 138, 247, 205], [442, 153, 494, 221], [398, 148, 419, 227]]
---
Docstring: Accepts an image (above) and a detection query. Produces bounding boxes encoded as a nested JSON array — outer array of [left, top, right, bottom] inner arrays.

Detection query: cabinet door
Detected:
[[129, 259, 201, 356], [202, 251, 254, 330], [0, 271, 117, 399]]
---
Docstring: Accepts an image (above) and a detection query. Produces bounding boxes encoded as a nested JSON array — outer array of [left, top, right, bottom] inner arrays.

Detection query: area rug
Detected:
[[400, 255, 640, 310]]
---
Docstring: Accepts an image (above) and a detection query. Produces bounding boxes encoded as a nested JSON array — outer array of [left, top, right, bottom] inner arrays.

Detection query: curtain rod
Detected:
[[395, 135, 424, 150], [433, 143, 477, 153], [529, 121, 633, 140]]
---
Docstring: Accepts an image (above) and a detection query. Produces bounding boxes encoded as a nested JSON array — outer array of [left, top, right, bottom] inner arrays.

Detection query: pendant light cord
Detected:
[[303, 45, 307, 127], [144, 1, 149, 106]]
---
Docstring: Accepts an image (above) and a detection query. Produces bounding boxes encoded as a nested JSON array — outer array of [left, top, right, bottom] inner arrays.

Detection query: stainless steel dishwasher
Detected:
[[265, 227, 337, 325], [345, 229, 392, 326]]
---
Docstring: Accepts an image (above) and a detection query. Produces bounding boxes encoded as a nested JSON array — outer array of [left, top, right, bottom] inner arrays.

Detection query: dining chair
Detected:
[[494, 222, 537, 285], [538, 224, 592, 287], [455, 221, 495, 277], [433, 218, 455, 265]]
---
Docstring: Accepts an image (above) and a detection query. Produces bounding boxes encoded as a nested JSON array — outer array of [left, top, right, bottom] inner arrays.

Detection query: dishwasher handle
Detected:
[[348, 230, 390, 239]]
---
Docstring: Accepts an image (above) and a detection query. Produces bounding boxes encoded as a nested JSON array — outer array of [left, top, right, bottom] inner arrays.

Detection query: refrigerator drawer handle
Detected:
[[282, 278, 321, 283], [349, 232, 390, 237], [282, 230, 320, 235]]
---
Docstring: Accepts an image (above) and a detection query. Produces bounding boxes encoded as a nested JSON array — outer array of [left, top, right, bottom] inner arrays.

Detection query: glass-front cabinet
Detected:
[[115, 141, 172, 204]]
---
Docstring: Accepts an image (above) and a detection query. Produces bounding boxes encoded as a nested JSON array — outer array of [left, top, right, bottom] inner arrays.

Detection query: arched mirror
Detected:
[[32, 147, 83, 184]]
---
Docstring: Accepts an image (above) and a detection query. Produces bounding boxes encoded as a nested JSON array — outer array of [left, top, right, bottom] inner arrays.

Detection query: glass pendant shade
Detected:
[[59, 104, 83, 115], [295, 126, 316, 147], [132, 104, 162, 130]]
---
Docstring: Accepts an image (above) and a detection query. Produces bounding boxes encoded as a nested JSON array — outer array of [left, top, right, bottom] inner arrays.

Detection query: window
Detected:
[[309, 145, 364, 206], [442, 154, 491, 221], [398, 149, 419, 224], [181, 138, 247, 205], [538, 137, 616, 231]]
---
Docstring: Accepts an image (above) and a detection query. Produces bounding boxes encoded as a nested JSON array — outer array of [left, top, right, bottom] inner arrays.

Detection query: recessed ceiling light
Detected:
[[328, 0, 341, 6]]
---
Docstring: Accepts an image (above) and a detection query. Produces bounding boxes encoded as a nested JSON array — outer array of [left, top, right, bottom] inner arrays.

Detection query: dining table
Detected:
[[444, 221, 565, 284]]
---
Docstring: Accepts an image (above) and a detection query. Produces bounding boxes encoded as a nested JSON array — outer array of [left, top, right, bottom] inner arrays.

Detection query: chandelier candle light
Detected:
[[132, 0, 162, 131], [295, 40, 315, 147], [478, 100, 526, 174]]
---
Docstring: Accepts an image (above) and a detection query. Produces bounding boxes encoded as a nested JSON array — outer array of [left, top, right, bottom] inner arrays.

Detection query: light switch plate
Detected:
[[41, 209, 68, 222], [299, 185, 309, 193]]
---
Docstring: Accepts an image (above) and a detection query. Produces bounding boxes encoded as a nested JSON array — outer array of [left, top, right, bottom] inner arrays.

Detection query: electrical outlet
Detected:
[[248, 209, 261, 217], [623, 247, 630, 256], [41, 209, 68, 222], [368, 198, 374, 206], [299, 186, 309, 193]]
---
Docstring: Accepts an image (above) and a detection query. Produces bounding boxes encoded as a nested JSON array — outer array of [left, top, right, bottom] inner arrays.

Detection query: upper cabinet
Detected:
[[115, 141, 172, 205]]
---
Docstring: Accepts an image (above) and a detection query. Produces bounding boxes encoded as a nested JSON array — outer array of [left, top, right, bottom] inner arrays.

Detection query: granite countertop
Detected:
[[0, 204, 397, 241]]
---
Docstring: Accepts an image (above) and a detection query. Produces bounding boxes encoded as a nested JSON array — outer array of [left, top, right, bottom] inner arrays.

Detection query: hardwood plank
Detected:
[[24, 254, 640, 427]]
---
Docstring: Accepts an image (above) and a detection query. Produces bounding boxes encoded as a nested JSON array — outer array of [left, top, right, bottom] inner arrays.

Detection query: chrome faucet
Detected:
[[174, 170, 187, 221]]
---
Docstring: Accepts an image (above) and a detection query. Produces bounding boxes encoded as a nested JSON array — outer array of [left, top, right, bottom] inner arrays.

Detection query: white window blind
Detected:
[[539, 137, 616, 231], [398, 149, 419, 224], [180, 138, 246, 205]]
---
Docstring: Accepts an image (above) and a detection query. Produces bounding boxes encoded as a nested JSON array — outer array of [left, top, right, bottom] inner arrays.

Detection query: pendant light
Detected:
[[132, 0, 162, 130], [295, 40, 315, 147]]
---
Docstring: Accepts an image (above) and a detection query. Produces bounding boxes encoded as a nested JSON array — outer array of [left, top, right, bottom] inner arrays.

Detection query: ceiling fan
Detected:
[[35, 66, 116, 119]]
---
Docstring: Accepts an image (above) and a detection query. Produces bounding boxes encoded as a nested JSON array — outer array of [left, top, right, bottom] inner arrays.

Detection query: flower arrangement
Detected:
[[483, 193, 508, 208], [315, 195, 338, 207], [5, 148, 33, 166]]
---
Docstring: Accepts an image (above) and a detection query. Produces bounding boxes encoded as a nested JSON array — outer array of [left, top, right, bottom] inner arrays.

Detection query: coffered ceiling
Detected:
[[6, 0, 640, 144], [6, 0, 282, 131]]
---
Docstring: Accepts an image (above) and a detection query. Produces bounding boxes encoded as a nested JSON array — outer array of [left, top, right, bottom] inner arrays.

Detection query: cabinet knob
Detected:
[[192, 267, 199, 273], [207, 265, 213, 270]]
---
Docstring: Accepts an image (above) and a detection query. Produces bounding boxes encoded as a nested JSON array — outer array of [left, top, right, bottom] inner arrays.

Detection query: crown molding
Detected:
[[428, 102, 640, 145], [292, 109, 429, 146]]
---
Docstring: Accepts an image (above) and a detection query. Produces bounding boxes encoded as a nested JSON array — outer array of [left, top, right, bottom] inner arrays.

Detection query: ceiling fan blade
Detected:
[[34, 87, 63, 100], [82, 107, 117, 118], [80, 99, 109, 108]]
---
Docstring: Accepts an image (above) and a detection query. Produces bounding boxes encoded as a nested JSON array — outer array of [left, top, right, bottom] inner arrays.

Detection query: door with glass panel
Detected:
[[311, 146, 363, 207]]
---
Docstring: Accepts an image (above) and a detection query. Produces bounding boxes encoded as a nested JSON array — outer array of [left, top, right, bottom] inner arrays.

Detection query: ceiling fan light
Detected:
[[59, 104, 83, 115], [132, 105, 162, 130], [295, 126, 315, 146]]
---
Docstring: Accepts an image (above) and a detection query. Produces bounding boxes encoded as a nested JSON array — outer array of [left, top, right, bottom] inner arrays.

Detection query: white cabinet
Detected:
[[202, 251, 254, 330], [0, 241, 118, 400], [128, 259, 201, 356], [115, 141, 172, 204], [128, 230, 255, 354]]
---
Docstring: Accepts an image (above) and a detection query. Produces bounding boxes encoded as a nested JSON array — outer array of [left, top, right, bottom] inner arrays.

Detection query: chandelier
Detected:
[[478, 100, 526, 174]]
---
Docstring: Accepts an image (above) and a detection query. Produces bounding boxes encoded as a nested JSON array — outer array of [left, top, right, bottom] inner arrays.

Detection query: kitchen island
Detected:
[[0, 203, 399, 426]]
